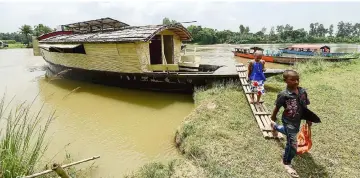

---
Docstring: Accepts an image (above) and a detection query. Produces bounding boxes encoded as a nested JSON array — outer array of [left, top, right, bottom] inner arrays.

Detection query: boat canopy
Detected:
[[62, 17, 130, 34], [235, 46, 264, 51], [288, 44, 330, 50], [39, 23, 192, 43]]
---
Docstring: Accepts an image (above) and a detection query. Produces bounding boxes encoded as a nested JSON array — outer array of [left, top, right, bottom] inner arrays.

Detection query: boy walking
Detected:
[[270, 70, 312, 178]]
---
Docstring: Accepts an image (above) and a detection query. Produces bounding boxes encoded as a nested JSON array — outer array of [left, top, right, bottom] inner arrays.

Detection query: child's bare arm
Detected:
[[272, 93, 285, 121], [247, 62, 252, 79], [262, 60, 266, 72], [271, 107, 279, 121]]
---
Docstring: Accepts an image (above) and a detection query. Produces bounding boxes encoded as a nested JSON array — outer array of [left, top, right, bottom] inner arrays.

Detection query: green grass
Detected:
[[0, 94, 94, 177], [0, 95, 54, 177], [7, 43, 26, 49], [129, 58, 360, 178]]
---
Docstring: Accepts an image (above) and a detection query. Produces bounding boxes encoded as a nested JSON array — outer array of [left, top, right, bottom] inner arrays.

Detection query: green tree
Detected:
[[328, 24, 334, 37], [162, 17, 177, 25], [33, 24, 52, 37], [19, 25, 33, 46], [239, 25, 245, 34], [317, 24, 327, 37]]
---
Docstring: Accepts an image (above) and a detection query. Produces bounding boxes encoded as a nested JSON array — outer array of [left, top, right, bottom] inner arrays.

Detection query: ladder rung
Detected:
[[254, 112, 271, 115]]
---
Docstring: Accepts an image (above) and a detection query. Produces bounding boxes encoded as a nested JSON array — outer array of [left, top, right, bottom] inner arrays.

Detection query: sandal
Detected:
[[284, 164, 299, 178]]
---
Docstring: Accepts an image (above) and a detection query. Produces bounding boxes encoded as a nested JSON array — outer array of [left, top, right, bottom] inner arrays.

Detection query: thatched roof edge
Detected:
[[39, 23, 192, 44]]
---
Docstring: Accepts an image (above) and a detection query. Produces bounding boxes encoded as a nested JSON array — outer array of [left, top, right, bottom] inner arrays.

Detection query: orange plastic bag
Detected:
[[297, 123, 312, 154]]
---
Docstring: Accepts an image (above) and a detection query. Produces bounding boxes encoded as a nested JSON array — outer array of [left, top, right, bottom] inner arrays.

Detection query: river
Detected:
[[0, 43, 358, 177], [0, 49, 193, 177]]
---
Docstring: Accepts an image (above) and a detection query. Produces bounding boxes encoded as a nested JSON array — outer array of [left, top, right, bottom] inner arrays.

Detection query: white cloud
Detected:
[[0, 1, 359, 33]]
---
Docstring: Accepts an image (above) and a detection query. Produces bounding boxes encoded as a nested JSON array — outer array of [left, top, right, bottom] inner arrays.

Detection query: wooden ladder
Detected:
[[236, 63, 283, 139]]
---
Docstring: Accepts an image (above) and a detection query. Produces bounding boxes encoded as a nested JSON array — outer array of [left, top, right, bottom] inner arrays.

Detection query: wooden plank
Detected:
[[264, 115, 275, 131], [254, 115, 265, 131], [242, 79, 249, 85], [254, 112, 271, 115], [249, 102, 258, 113], [238, 72, 246, 78], [252, 94, 264, 103], [245, 85, 251, 91], [261, 115, 273, 131], [243, 86, 250, 93], [255, 103, 263, 112], [262, 103, 270, 113]]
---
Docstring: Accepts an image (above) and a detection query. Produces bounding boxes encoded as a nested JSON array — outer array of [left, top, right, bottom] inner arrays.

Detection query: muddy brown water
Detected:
[[0, 43, 358, 177]]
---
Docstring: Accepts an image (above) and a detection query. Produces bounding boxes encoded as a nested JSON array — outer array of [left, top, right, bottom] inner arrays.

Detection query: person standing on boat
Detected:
[[247, 51, 266, 104]]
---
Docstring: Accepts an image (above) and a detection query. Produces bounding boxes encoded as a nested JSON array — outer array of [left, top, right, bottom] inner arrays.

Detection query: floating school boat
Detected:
[[34, 17, 283, 93], [278, 44, 349, 57], [233, 46, 355, 65]]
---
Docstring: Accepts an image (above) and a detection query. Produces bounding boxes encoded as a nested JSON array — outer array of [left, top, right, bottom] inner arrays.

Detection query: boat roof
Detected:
[[235, 46, 264, 51], [62, 17, 130, 33], [39, 23, 192, 43], [289, 44, 330, 49]]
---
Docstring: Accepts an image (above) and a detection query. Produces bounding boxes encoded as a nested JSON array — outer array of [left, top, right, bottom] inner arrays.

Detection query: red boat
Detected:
[[232, 47, 275, 62]]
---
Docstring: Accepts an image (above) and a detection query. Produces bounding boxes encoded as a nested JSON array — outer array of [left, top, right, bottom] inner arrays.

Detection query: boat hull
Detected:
[[273, 56, 355, 65], [233, 52, 274, 62], [45, 60, 240, 94], [279, 49, 349, 57]]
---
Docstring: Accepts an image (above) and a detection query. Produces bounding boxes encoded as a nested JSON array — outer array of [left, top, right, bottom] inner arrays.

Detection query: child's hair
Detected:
[[283, 70, 299, 80], [254, 51, 263, 59]]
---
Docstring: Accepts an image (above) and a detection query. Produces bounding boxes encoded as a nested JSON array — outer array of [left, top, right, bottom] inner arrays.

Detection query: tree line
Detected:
[[2, 19, 360, 46], [163, 17, 360, 44], [0, 24, 53, 46]]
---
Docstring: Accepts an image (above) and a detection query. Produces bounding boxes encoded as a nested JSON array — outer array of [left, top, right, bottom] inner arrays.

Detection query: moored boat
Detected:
[[35, 17, 283, 93], [279, 44, 349, 57], [233, 46, 355, 65], [232, 47, 278, 63]]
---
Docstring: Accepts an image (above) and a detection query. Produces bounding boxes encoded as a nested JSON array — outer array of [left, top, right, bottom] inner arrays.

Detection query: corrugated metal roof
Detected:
[[39, 24, 192, 43]]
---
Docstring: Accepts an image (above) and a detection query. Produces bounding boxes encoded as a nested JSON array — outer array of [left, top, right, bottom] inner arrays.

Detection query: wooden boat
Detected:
[[0, 40, 8, 48], [233, 46, 355, 65], [279, 44, 349, 57], [34, 17, 283, 93], [232, 47, 276, 63]]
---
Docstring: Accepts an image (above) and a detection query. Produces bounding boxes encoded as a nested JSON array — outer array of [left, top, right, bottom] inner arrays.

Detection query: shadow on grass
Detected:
[[273, 139, 329, 177], [294, 152, 329, 178]]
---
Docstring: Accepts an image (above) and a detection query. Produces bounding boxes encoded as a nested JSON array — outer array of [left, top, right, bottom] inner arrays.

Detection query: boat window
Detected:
[[49, 44, 86, 54]]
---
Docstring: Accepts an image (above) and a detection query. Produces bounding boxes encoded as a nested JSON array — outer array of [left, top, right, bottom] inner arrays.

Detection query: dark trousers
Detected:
[[274, 119, 300, 165]]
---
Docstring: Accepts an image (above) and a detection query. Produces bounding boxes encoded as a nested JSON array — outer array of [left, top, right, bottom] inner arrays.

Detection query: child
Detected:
[[247, 51, 266, 104], [270, 70, 312, 178]]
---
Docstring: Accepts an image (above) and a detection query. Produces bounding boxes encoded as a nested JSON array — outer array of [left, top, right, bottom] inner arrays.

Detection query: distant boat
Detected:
[[232, 46, 355, 65], [232, 47, 279, 63], [279, 44, 349, 57], [0, 40, 8, 48]]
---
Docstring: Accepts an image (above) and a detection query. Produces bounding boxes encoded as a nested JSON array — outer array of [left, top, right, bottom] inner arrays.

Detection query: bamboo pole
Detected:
[[51, 163, 70, 178], [161, 34, 168, 72], [24, 156, 100, 178]]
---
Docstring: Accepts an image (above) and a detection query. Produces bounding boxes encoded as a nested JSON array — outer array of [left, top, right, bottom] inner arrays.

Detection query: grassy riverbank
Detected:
[[128, 58, 360, 178]]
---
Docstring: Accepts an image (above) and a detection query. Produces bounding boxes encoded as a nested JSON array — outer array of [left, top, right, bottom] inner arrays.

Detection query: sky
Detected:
[[0, 0, 360, 33]]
